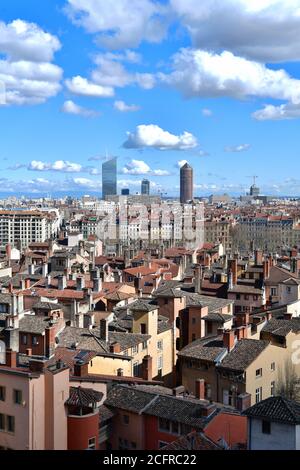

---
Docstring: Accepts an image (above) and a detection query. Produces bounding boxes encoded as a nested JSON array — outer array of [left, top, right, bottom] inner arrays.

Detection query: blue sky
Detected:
[[1, 0, 300, 196]]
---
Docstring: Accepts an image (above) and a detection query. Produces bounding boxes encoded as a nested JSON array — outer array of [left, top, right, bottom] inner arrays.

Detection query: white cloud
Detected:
[[202, 108, 213, 117], [123, 124, 198, 150], [252, 103, 300, 121], [114, 100, 140, 112], [122, 159, 170, 176], [159, 49, 300, 103], [177, 160, 188, 168], [0, 20, 62, 106], [224, 144, 251, 153], [28, 160, 83, 173], [65, 76, 114, 98], [170, 0, 300, 62], [0, 19, 61, 62], [61, 100, 99, 117], [65, 0, 168, 49]]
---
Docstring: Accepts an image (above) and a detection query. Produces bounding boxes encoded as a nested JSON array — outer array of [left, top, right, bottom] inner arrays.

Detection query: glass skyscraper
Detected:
[[141, 178, 150, 195], [102, 157, 117, 199]]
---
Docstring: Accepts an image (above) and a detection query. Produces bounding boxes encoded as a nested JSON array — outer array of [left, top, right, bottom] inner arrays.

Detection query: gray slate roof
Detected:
[[243, 396, 300, 425], [219, 339, 269, 372]]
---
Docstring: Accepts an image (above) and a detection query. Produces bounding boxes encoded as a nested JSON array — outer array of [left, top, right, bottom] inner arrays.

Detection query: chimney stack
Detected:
[[229, 259, 238, 286], [6, 349, 17, 368], [223, 329, 235, 351], [142, 355, 153, 381], [195, 378, 205, 400], [255, 250, 263, 266], [99, 319, 108, 342], [195, 265, 202, 294]]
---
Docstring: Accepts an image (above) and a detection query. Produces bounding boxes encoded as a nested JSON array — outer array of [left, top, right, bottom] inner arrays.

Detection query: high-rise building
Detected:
[[141, 179, 150, 195], [121, 188, 130, 195], [102, 157, 117, 199], [180, 163, 193, 203]]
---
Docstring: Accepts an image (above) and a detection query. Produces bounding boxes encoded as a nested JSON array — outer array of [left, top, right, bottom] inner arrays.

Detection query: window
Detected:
[[157, 356, 163, 372], [6, 416, 15, 434], [287, 287, 291, 294], [21, 335, 27, 345], [32, 336, 39, 346], [271, 288, 277, 296], [271, 381, 275, 396], [256, 368, 262, 378], [13, 390, 22, 405], [132, 345, 138, 355], [0, 414, 4, 431], [142, 341, 147, 350], [271, 362, 276, 371], [0, 386, 5, 402], [133, 362, 139, 377], [236, 294, 241, 300], [192, 317, 196, 325], [157, 340, 163, 351], [88, 437, 96, 450], [164, 299, 168, 305], [140, 323, 146, 334], [255, 387, 262, 403], [207, 322, 213, 334], [262, 420, 271, 435], [123, 415, 129, 425], [159, 417, 170, 432]]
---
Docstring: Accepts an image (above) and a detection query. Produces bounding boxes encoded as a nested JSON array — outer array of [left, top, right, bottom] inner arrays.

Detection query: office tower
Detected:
[[102, 157, 117, 199], [141, 179, 150, 195], [121, 188, 130, 195], [180, 162, 193, 203]]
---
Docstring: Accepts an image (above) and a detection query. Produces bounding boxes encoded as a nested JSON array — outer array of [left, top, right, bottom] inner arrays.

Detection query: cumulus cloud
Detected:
[[114, 100, 140, 112], [159, 49, 300, 103], [123, 124, 198, 150], [170, 0, 300, 62], [65, 76, 114, 98], [252, 103, 300, 121], [61, 100, 99, 117], [65, 0, 168, 49], [28, 160, 83, 173], [224, 144, 251, 153], [0, 19, 62, 106], [122, 159, 170, 176]]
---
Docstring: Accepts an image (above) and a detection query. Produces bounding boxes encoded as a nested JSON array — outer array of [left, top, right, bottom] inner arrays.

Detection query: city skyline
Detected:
[[1, 1, 300, 197]]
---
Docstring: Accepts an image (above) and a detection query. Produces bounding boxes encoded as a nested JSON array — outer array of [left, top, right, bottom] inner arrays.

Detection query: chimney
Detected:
[[6, 349, 17, 368], [236, 393, 252, 412], [100, 319, 108, 342], [223, 329, 235, 351], [45, 326, 56, 358], [195, 265, 202, 294], [263, 260, 270, 280], [255, 250, 263, 266], [74, 361, 89, 377], [42, 263, 48, 277], [11, 293, 18, 315], [195, 378, 205, 400], [172, 386, 185, 397], [236, 313, 249, 328], [265, 311, 272, 321], [236, 326, 246, 341], [58, 275, 67, 290], [229, 259, 238, 285], [76, 276, 85, 291], [26, 348, 32, 356], [109, 342, 121, 354], [142, 355, 152, 381], [25, 278, 31, 289], [6, 244, 12, 261]]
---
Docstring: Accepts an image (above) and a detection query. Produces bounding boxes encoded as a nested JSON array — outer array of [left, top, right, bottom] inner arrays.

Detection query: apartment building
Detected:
[[178, 317, 300, 408], [0, 210, 60, 249]]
